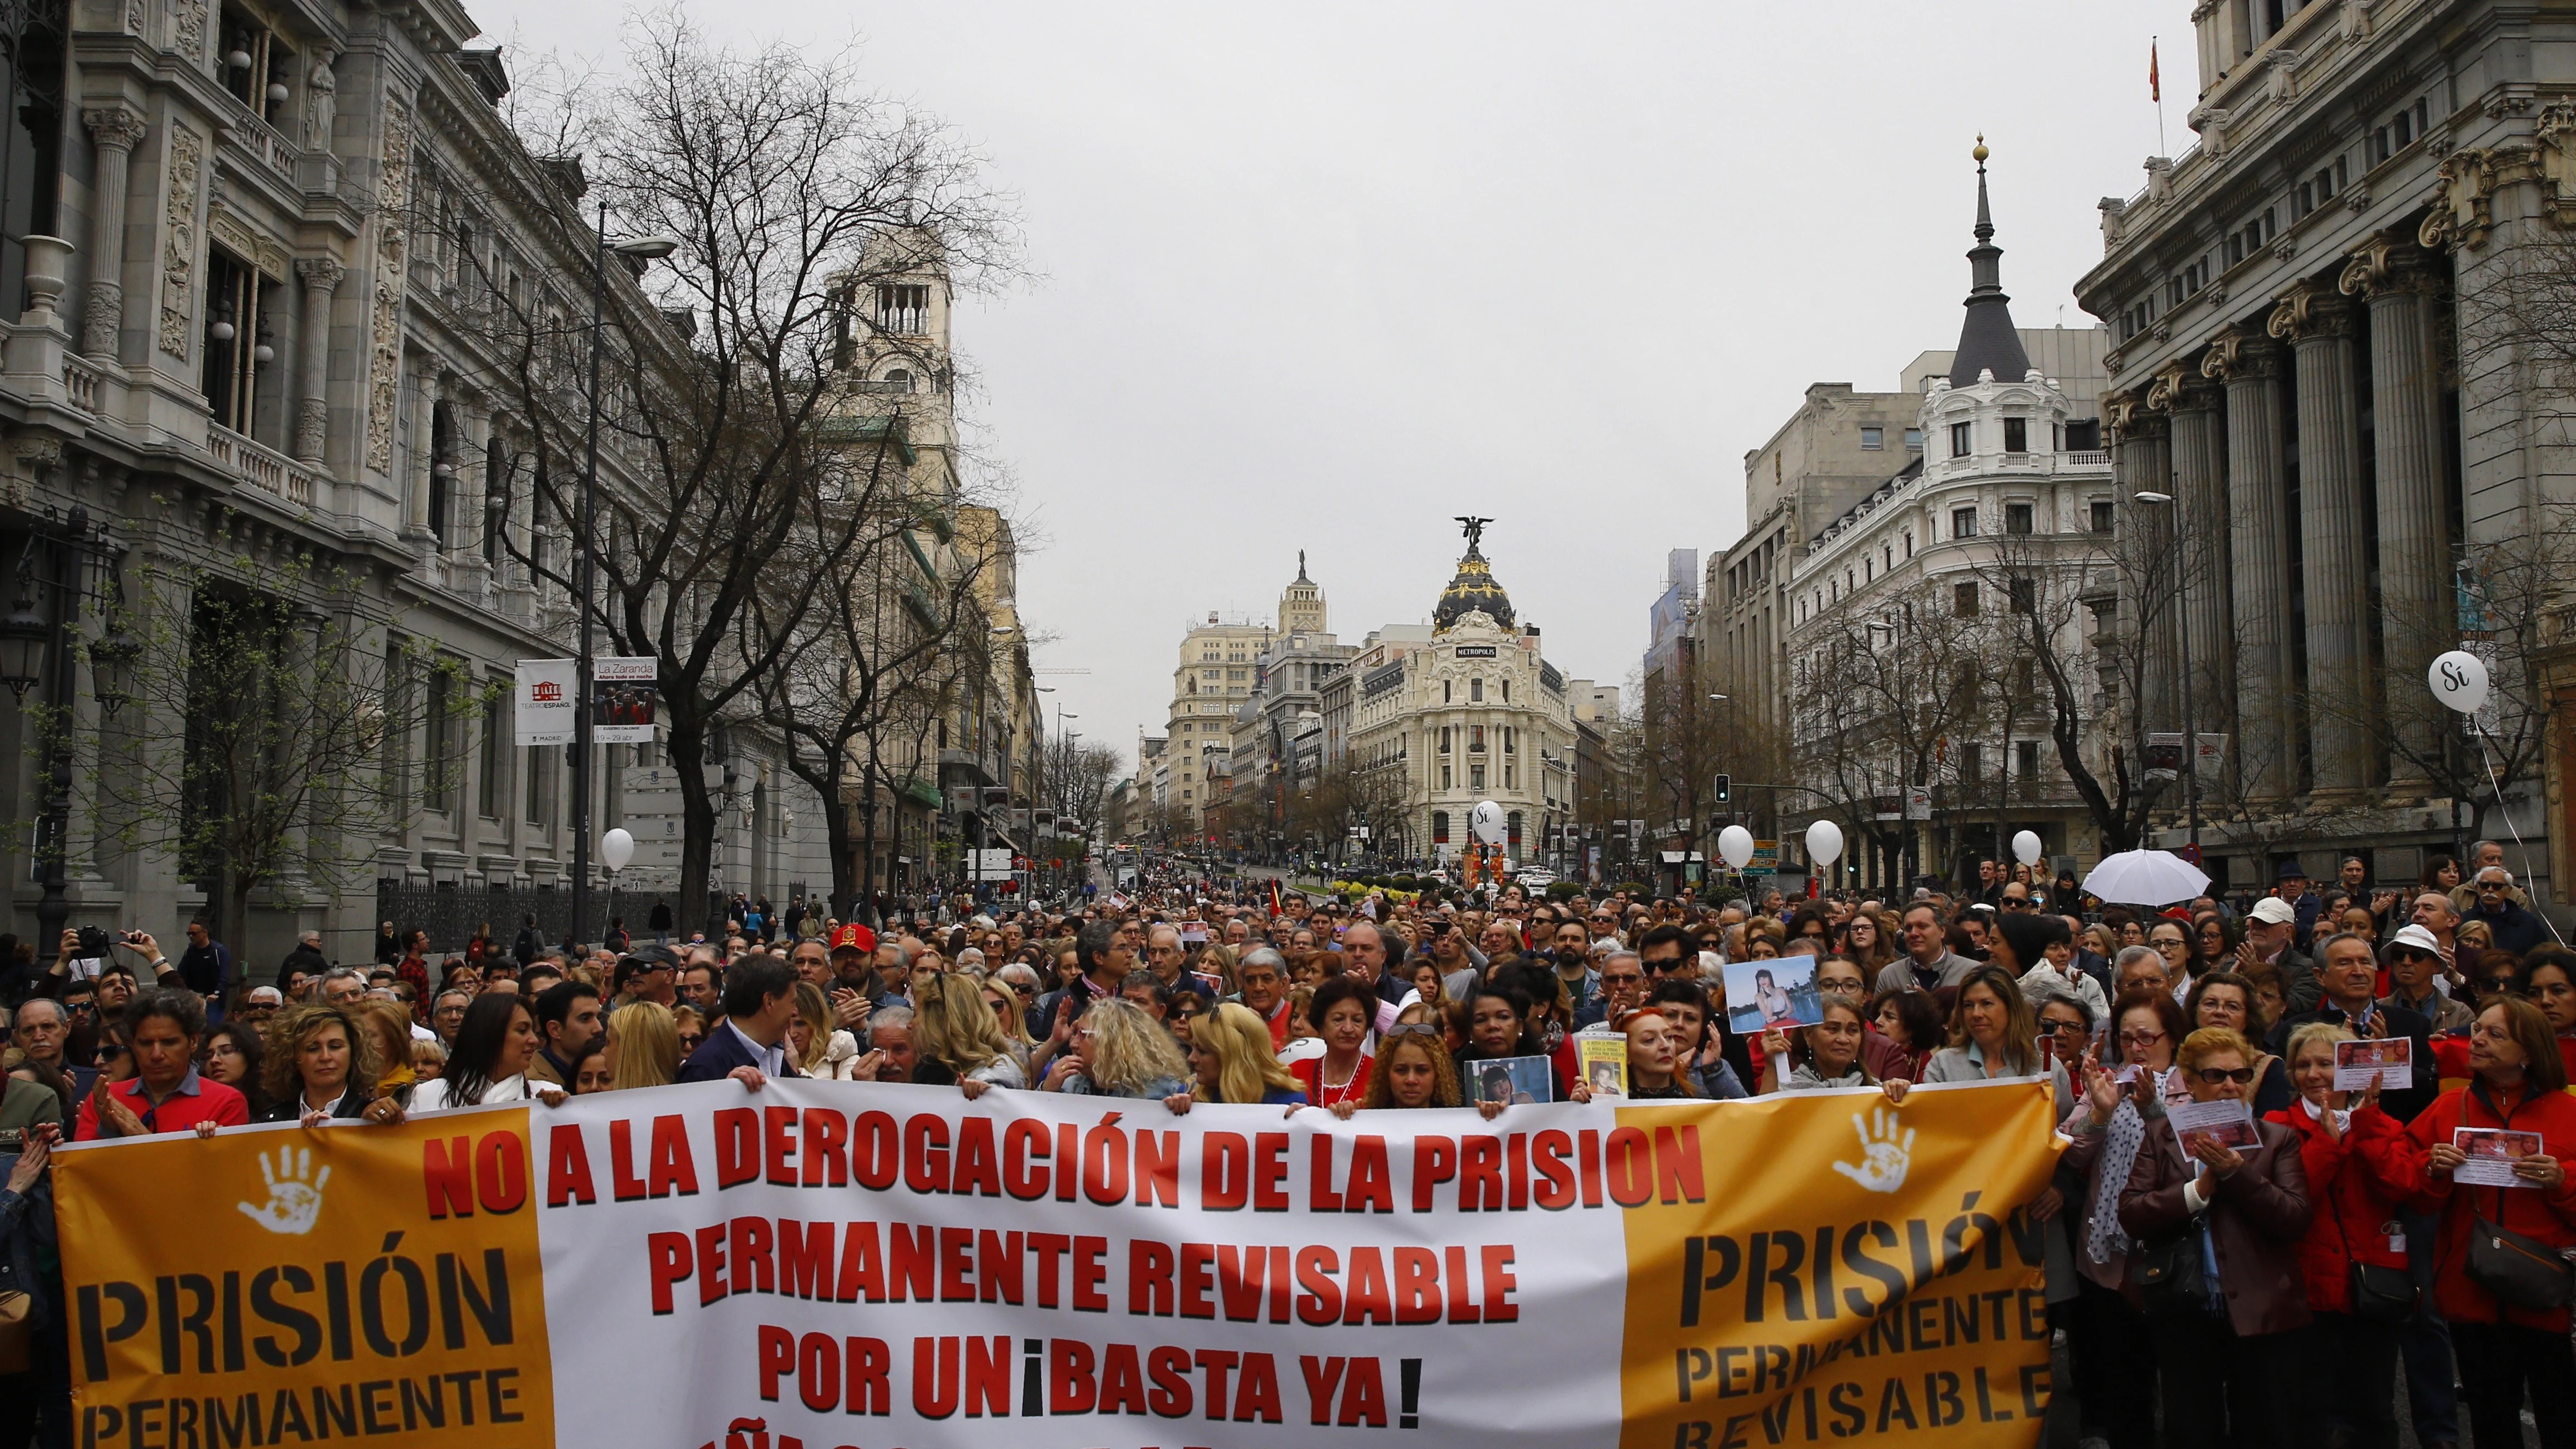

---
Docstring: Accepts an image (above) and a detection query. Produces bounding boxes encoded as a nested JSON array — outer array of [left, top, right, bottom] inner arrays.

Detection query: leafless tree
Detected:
[[468, 17, 1018, 934]]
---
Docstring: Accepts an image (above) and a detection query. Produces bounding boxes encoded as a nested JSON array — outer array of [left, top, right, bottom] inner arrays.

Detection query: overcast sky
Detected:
[[485, 1, 2183, 775]]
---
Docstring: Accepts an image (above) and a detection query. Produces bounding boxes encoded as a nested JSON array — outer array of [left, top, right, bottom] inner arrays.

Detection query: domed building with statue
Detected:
[[1342, 520, 1584, 869]]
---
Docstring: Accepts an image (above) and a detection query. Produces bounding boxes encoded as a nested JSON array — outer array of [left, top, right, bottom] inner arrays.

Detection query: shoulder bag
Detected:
[[2465, 1206, 2575, 1313]]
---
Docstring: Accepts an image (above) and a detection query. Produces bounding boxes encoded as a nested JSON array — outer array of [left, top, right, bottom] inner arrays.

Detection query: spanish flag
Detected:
[[2149, 39, 2160, 103]]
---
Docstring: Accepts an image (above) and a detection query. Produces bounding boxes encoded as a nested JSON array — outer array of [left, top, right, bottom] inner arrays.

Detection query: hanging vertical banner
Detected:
[[53, 1080, 2061, 1449], [594, 655, 660, 744], [516, 658, 577, 745]]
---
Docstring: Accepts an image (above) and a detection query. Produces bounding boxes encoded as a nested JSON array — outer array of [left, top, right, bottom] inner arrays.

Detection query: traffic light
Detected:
[[1712, 773, 1732, 803]]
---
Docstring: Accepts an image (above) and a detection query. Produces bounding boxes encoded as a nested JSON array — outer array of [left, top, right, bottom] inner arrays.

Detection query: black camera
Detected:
[[76, 926, 112, 958]]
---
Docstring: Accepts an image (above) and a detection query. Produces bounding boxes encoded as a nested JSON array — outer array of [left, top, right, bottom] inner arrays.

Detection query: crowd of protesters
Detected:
[[0, 838, 2568, 1446]]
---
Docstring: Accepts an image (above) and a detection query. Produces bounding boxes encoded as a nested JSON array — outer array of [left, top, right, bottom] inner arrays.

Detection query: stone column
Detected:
[[2163, 366, 2233, 732], [456, 404, 491, 594], [403, 363, 438, 541], [80, 105, 148, 362], [2115, 399, 2178, 731], [2205, 328, 2297, 801], [291, 256, 341, 463], [2342, 237, 2451, 792], [2270, 281, 2376, 797]]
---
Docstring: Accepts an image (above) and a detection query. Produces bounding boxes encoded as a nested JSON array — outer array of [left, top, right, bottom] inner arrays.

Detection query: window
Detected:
[[1469, 677, 1483, 702], [1469, 726, 1485, 752], [478, 688, 507, 818], [1440, 765, 1453, 790], [1903, 530, 1913, 559], [1904, 427, 1923, 452], [2004, 502, 2034, 535], [1432, 811, 1451, 843], [200, 248, 272, 437], [2017, 739, 2041, 779], [1503, 727, 1515, 754], [875, 283, 929, 335], [1952, 508, 1978, 540], [2003, 417, 2028, 454], [1501, 679, 1509, 702], [1439, 727, 1452, 754], [1959, 741, 1983, 782], [1469, 764, 1486, 790], [1950, 421, 1972, 458], [525, 739, 553, 826], [1953, 581, 1979, 617], [1442, 680, 1452, 704], [1860, 426, 1884, 451], [1226, 669, 1245, 680], [217, 6, 297, 126], [2091, 500, 2116, 533], [2065, 419, 2101, 450], [2009, 577, 2037, 614], [2014, 659, 2037, 694]]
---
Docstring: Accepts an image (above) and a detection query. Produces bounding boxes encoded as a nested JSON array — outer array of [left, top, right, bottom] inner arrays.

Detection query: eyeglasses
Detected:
[[2192, 1066, 2257, 1086], [2119, 1029, 2167, 1046], [2478, 881, 2509, 893], [1384, 1022, 1441, 1039], [2041, 1018, 2088, 1035]]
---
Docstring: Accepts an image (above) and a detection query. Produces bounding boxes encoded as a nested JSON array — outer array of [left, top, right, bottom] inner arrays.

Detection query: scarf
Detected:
[[2085, 1097, 2146, 1266]]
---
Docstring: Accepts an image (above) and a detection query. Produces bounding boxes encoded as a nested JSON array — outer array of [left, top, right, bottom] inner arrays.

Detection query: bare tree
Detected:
[[472, 17, 1018, 934], [70, 558, 488, 948]]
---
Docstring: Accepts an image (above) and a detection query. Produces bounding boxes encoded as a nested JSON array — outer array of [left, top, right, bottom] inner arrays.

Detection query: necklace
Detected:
[[1318, 1058, 1363, 1105]]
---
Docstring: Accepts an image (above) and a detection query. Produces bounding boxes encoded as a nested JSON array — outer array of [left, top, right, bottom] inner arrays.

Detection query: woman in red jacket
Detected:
[[2402, 995, 2576, 1449], [2268, 1021, 2410, 1449]]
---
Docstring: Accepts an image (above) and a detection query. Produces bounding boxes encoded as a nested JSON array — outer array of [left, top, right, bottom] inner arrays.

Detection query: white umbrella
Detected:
[[2080, 848, 2210, 907]]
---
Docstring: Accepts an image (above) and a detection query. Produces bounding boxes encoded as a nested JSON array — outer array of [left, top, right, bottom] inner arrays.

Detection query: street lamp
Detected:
[[0, 594, 46, 700], [2131, 490, 2200, 855], [571, 210, 684, 950]]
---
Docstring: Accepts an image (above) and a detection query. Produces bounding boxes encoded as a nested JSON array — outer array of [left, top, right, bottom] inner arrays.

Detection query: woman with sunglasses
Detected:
[[2399, 996, 2576, 1448], [2113, 1026, 2313, 1447]]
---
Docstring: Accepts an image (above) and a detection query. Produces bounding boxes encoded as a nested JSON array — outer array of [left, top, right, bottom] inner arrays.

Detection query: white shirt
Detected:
[[728, 1019, 787, 1078], [410, 1072, 530, 1113]]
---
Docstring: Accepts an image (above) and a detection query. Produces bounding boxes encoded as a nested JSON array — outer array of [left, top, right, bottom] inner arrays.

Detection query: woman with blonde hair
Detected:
[[1166, 1003, 1306, 1112], [1040, 997, 1191, 1102], [789, 981, 862, 1080], [258, 1003, 396, 1125], [911, 972, 1025, 1096], [607, 1001, 680, 1090], [355, 998, 421, 1110]]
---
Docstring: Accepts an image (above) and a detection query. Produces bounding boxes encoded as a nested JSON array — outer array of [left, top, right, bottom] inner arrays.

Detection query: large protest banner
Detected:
[[56, 1077, 2060, 1449]]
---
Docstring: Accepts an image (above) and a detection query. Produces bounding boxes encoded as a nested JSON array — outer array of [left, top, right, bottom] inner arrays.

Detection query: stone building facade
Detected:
[[0, 0, 852, 965], [2077, 0, 2569, 899]]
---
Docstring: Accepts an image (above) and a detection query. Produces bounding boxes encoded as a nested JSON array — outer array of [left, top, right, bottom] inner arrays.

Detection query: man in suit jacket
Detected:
[[2266, 930, 2436, 1123], [679, 955, 801, 1088], [2118, 1026, 2312, 1448]]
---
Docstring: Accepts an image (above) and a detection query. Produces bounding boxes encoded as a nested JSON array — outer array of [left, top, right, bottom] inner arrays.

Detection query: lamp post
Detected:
[[569, 208, 680, 951], [2132, 490, 2201, 854], [4, 508, 112, 949]]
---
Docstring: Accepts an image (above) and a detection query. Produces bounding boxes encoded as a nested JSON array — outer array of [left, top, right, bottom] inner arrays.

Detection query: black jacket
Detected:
[[259, 1085, 371, 1123], [278, 944, 329, 985]]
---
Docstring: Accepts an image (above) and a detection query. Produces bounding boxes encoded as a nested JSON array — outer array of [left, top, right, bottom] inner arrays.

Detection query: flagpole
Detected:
[[2152, 35, 2167, 157]]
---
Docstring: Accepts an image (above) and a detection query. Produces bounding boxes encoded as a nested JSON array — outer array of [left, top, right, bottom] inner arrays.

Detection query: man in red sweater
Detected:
[[74, 989, 250, 1140]]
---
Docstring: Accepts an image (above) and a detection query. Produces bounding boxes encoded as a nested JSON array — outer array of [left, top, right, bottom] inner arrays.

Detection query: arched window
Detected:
[[1432, 811, 1451, 844], [1442, 680, 1452, 704]]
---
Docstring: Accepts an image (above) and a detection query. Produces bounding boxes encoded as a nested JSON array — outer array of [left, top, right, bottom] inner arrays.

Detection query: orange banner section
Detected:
[[1619, 1082, 2063, 1449], [54, 1105, 554, 1448]]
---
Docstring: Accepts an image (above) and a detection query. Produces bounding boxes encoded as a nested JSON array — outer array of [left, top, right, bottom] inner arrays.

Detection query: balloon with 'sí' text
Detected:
[[2429, 649, 2490, 716]]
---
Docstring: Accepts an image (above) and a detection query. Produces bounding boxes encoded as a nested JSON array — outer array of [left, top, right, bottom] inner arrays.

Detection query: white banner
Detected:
[[516, 659, 577, 745]]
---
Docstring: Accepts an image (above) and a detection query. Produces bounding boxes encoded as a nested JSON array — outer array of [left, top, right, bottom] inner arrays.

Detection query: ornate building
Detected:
[[1345, 527, 1579, 866], [2079, 0, 2568, 901], [1785, 149, 2113, 887], [0, 0, 850, 960]]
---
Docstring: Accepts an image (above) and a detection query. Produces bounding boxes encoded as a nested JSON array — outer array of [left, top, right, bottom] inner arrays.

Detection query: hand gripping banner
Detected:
[[55, 1077, 2061, 1449]]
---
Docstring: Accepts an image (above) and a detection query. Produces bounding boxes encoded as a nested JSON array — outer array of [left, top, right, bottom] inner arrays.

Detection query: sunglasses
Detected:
[[2193, 1066, 2257, 1086], [1384, 1022, 1441, 1039]]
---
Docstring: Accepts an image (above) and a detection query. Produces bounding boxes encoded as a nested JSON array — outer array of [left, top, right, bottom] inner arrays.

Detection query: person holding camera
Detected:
[[36, 929, 178, 1001]]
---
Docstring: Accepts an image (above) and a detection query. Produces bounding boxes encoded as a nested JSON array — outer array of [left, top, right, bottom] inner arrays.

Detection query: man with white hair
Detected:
[[2465, 866, 2549, 955], [278, 929, 328, 987]]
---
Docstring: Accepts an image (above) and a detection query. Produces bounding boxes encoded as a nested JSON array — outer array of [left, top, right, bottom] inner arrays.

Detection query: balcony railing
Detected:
[[60, 355, 100, 414], [207, 423, 319, 506]]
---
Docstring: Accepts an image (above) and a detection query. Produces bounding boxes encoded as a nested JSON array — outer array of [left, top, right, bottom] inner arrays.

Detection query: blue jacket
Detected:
[[676, 1027, 802, 1085]]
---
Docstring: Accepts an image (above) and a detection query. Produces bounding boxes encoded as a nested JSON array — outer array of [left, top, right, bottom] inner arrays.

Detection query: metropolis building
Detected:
[[2077, 0, 2576, 901]]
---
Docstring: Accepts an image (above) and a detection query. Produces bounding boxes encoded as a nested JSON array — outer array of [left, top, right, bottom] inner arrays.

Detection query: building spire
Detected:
[[1949, 134, 2032, 389]]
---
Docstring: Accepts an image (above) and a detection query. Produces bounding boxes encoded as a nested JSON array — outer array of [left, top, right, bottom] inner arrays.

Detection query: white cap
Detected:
[[2384, 923, 2444, 957], [2248, 897, 2298, 926]]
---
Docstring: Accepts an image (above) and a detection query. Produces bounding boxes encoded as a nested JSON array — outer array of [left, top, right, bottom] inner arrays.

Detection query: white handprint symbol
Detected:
[[238, 1144, 331, 1235], [1831, 1106, 1916, 1194]]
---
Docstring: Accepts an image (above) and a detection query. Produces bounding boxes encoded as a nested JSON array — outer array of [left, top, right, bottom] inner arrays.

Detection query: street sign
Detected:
[[1905, 787, 1931, 821], [971, 848, 1014, 878], [1750, 839, 1780, 871]]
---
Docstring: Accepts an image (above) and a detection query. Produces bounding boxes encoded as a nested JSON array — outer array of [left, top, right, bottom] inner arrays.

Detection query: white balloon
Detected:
[[1718, 825, 1755, 871], [2012, 829, 2044, 868], [2429, 649, 2490, 715], [1806, 819, 1844, 868], [1469, 800, 1507, 845], [600, 827, 635, 872]]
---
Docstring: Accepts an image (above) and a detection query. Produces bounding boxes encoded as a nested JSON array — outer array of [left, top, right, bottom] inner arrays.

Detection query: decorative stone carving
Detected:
[[83, 104, 147, 153], [2267, 48, 2304, 105], [305, 50, 336, 150], [2484, 92, 2533, 121], [2267, 280, 2348, 342], [2144, 360, 2188, 412], [206, 203, 289, 281], [2098, 196, 2128, 252], [295, 255, 344, 292], [2192, 106, 2234, 158], [364, 102, 416, 476], [2144, 156, 2174, 204], [172, 0, 207, 64], [2200, 325, 2275, 382], [293, 256, 343, 463], [80, 105, 147, 361], [156, 125, 202, 361]]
